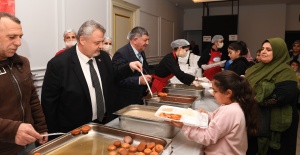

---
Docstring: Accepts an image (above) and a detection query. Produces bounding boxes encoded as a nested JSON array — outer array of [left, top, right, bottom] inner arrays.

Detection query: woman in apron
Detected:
[[151, 39, 201, 93], [198, 35, 228, 81]]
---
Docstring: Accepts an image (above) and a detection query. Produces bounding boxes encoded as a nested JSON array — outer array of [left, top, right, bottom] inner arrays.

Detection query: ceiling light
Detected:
[[192, 0, 226, 3]]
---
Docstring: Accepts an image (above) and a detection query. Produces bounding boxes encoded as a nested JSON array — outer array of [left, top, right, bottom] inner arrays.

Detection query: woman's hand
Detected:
[[198, 109, 208, 114], [167, 121, 184, 128]]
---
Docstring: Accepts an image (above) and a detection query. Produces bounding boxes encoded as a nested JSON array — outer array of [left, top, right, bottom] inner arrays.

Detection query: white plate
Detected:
[[155, 105, 208, 128]]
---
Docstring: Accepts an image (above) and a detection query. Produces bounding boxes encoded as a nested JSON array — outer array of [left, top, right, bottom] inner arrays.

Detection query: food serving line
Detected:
[[106, 88, 219, 155], [29, 84, 219, 155]]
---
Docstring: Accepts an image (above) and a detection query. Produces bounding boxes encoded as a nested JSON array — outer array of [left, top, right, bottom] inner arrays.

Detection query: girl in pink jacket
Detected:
[[170, 70, 258, 155]]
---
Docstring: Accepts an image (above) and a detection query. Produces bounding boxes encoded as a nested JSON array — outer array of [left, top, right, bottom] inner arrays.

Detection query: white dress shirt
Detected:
[[76, 45, 105, 120]]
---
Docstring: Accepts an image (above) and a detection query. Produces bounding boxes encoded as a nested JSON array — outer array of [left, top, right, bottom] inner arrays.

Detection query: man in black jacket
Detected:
[[41, 20, 142, 135], [112, 26, 152, 110]]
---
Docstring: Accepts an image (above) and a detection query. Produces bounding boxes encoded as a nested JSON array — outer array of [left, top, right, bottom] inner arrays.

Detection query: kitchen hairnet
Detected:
[[211, 35, 224, 43], [171, 39, 190, 49]]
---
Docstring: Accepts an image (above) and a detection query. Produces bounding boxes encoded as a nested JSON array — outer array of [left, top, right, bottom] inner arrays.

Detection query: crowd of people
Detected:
[[0, 12, 299, 155]]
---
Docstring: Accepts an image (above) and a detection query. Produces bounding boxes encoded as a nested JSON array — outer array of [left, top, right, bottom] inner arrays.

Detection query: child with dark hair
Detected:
[[169, 70, 258, 155], [227, 41, 251, 75], [290, 59, 300, 72], [254, 49, 262, 63]]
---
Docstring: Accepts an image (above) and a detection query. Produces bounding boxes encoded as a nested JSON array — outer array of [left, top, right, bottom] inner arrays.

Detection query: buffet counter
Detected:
[[106, 90, 219, 155], [29, 89, 219, 155]]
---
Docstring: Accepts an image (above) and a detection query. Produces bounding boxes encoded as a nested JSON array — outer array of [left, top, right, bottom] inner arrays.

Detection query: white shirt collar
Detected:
[[76, 45, 94, 64], [130, 43, 140, 56]]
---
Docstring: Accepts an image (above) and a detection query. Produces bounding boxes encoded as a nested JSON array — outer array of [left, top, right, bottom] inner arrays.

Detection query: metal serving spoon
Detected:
[[41, 132, 65, 137], [140, 71, 153, 98]]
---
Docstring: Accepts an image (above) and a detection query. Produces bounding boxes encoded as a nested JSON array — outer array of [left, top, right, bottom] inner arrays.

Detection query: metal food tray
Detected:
[[28, 123, 171, 155], [143, 94, 197, 108], [164, 83, 204, 98], [114, 105, 180, 138]]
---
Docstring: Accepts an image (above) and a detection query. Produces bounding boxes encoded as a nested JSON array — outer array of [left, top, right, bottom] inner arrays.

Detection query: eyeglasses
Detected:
[[104, 42, 112, 45]]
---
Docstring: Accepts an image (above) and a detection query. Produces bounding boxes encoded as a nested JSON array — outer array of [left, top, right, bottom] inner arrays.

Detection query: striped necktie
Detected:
[[88, 59, 105, 121]]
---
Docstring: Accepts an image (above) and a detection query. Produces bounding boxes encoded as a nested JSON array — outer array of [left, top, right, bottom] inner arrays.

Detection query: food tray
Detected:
[[155, 105, 208, 128], [114, 105, 180, 138], [143, 94, 197, 108], [28, 123, 171, 155], [163, 84, 204, 98]]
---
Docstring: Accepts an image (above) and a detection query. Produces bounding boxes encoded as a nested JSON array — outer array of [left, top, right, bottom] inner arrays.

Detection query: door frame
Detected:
[[112, 0, 139, 52]]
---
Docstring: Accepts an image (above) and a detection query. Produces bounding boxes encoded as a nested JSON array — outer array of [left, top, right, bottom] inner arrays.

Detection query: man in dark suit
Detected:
[[112, 26, 152, 110], [41, 20, 142, 134]]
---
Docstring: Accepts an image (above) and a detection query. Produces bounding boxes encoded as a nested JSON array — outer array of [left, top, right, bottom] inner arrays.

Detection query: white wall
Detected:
[[15, 0, 111, 96], [124, 0, 184, 64], [184, 3, 298, 56], [239, 4, 286, 53], [13, 0, 183, 96]]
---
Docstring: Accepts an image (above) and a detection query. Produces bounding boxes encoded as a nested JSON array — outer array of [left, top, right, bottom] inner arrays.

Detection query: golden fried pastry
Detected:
[[81, 125, 91, 134], [121, 142, 130, 149], [113, 140, 121, 148], [146, 142, 155, 149], [107, 144, 117, 151], [119, 149, 129, 155], [158, 92, 168, 97], [159, 112, 182, 120], [150, 152, 158, 155], [123, 135, 133, 144], [108, 151, 117, 155], [143, 148, 152, 155], [137, 152, 145, 155], [137, 141, 147, 152], [152, 147, 156, 152], [155, 144, 164, 153], [129, 145, 137, 152], [71, 128, 81, 136], [33, 153, 41, 155], [128, 153, 136, 155], [118, 148, 125, 154]]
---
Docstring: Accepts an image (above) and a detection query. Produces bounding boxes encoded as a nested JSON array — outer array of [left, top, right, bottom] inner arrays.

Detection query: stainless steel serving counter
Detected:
[[106, 89, 220, 155]]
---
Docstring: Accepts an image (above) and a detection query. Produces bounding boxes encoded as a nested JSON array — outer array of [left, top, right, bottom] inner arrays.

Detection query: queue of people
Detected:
[[1, 11, 299, 155]]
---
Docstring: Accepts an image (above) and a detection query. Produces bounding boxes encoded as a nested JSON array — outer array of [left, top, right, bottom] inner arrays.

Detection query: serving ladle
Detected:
[[140, 71, 161, 102]]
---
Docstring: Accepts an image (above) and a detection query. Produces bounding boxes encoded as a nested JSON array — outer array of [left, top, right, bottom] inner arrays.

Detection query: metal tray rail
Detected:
[[114, 105, 180, 138], [163, 84, 204, 98], [143, 94, 197, 108], [29, 123, 171, 155]]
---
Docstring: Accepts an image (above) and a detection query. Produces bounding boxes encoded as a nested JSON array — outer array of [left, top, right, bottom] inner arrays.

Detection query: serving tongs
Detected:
[[41, 132, 65, 137]]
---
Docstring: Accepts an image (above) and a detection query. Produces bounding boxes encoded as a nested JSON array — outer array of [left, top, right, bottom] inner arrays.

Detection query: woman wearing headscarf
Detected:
[[151, 39, 201, 93], [245, 38, 299, 155]]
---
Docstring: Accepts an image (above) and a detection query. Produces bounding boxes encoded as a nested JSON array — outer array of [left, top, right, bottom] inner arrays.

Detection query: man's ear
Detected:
[[79, 36, 85, 45]]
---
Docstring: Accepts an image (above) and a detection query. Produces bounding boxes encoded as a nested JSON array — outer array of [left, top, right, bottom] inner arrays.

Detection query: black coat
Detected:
[[155, 52, 194, 85], [41, 46, 132, 133], [228, 57, 250, 75], [112, 43, 150, 109]]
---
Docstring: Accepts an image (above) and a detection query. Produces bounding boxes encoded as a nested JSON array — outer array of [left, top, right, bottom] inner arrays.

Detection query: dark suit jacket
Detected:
[[41, 46, 132, 133], [112, 43, 150, 109]]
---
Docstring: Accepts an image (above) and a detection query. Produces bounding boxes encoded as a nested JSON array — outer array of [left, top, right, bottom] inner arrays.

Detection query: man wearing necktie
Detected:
[[41, 20, 142, 136], [112, 26, 152, 110]]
